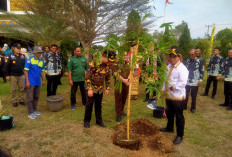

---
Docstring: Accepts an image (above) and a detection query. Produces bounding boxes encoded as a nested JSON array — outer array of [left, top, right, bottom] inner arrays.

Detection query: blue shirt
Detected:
[[24, 56, 45, 86]]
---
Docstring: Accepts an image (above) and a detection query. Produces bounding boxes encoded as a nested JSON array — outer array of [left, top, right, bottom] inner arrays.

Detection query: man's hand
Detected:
[[42, 80, 46, 86], [221, 77, 225, 82], [6, 76, 10, 81], [198, 81, 202, 86], [105, 89, 109, 96], [69, 80, 73, 86], [26, 82, 30, 89], [207, 75, 209, 78], [59, 71, 61, 75], [45, 72, 48, 75], [216, 76, 220, 80], [88, 89, 93, 97]]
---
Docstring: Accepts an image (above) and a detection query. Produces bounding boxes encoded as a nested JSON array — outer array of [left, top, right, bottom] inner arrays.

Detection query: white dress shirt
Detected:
[[162, 61, 189, 101]]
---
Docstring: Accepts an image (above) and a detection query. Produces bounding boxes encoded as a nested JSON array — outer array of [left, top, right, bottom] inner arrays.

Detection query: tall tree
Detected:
[[160, 22, 177, 47], [178, 23, 192, 59], [215, 28, 232, 57], [125, 9, 141, 48], [173, 21, 187, 40], [21, 0, 152, 52]]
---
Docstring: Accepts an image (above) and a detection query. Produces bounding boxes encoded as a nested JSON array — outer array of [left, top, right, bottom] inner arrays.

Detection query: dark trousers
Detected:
[[71, 81, 87, 106], [166, 99, 185, 137], [26, 86, 40, 114], [183, 85, 198, 110], [84, 93, 103, 124], [115, 83, 129, 117], [58, 70, 63, 85], [205, 75, 218, 96], [47, 75, 59, 96], [224, 81, 232, 106]]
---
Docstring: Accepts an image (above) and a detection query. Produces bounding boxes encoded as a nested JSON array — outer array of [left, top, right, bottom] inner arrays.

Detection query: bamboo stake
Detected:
[[126, 44, 139, 141]]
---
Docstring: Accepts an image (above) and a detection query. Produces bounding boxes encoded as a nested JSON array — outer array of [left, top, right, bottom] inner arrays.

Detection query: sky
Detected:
[[151, 0, 232, 38]]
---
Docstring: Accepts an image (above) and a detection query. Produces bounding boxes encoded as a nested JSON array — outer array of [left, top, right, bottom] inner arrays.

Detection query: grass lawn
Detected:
[[0, 75, 232, 157]]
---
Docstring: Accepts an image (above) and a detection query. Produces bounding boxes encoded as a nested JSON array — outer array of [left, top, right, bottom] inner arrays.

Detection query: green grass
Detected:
[[0, 75, 232, 157]]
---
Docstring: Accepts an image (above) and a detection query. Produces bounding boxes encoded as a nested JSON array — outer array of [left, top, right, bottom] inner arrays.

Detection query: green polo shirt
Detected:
[[67, 55, 88, 82]]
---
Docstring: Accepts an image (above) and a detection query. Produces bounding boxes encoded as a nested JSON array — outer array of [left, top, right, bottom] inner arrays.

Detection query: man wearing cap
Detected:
[[201, 47, 224, 99], [68, 46, 88, 109], [24, 46, 45, 119], [44, 44, 62, 96], [160, 49, 189, 145], [3, 43, 26, 107], [183, 49, 204, 113]]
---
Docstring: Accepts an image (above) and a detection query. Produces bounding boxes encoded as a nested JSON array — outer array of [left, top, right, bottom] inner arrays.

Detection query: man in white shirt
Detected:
[[160, 49, 189, 145]]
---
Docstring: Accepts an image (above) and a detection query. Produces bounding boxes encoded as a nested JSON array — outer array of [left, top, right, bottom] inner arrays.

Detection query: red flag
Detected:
[[166, 0, 172, 4]]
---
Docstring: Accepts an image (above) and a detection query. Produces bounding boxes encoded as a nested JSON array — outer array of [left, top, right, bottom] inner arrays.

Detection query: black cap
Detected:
[[103, 50, 116, 60], [12, 43, 21, 49]]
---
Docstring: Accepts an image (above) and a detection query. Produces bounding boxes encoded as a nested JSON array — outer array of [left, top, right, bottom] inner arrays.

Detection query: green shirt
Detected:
[[67, 55, 88, 82]]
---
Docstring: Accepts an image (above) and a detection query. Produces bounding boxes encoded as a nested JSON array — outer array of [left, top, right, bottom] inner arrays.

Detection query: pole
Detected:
[[164, 1, 167, 23], [127, 53, 133, 141]]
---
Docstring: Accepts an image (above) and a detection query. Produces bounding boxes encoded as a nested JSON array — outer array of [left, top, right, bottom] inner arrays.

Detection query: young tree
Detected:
[[178, 23, 192, 60]]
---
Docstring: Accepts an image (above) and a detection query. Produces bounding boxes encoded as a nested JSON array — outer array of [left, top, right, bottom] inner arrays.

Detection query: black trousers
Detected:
[[47, 75, 59, 96], [224, 81, 232, 106], [70, 81, 87, 106], [183, 85, 198, 110], [84, 93, 103, 124], [166, 99, 185, 137], [205, 75, 218, 96]]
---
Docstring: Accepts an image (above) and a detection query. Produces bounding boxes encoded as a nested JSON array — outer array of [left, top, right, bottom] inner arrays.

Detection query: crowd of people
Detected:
[[0, 42, 232, 145]]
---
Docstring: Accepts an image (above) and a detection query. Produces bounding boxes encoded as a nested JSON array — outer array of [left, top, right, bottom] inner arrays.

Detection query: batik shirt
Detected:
[[185, 58, 204, 86], [223, 57, 232, 82], [44, 52, 62, 75], [86, 62, 111, 94], [207, 55, 224, 76]]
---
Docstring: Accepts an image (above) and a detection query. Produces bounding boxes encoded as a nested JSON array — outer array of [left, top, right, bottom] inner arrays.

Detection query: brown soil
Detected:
[[112, 118, 175, 156]]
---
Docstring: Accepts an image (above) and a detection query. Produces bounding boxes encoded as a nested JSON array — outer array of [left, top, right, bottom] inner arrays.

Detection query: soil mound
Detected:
[[130, 118, 159, 136], [112, 118, 174, 156]]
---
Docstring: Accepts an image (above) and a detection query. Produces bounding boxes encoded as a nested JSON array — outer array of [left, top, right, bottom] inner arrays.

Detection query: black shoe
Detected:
[[19, 101, 26, 106], [211, 96, 215, 99], [116, 117, 121, 122], [13, 102, 18, 107], [219, 104, 229, 107], [200, 93, 208, 96], [143, 98, 149, 102], [173, 136, 183, 145], [122, 112, 127, 117], [190, 109, 195, 113], [96, 122, 106, 127], [3, 80, 7, 83], [159, 128, 174, 133], [226, 106, 232, 111], [84, 122, 90, 128]]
